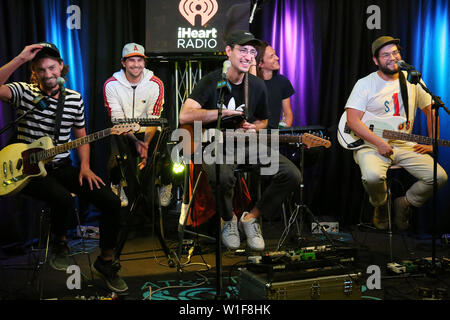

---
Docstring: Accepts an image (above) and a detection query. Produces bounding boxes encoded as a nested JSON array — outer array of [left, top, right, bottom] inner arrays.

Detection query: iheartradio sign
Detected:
[[146, 0, 250, 53], [179, 0, 219, 27]]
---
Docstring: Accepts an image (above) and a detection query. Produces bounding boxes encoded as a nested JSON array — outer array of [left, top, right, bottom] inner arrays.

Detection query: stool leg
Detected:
[[36, 207, 51, 300], [73, 206, 94, 281], [387, 182, 393, 262]]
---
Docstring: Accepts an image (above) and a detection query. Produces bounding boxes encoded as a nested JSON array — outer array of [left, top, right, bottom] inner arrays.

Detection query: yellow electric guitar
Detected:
[[0, 123, 140, 197]]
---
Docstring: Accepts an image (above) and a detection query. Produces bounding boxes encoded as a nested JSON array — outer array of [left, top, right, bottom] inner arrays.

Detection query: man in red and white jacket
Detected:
[[104, 43, 172, 207]]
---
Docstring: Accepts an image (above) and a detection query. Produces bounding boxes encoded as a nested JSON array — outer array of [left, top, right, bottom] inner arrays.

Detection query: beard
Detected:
[[376, 58, 399, 76], [379, 64, 399, 75]]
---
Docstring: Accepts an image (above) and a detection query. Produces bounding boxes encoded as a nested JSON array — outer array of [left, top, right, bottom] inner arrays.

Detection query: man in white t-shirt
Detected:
[[345, 36, 447, 231]]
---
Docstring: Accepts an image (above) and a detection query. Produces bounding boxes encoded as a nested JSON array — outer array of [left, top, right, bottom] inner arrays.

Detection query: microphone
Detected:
[[397, 60, 422, 84], [57, 77, 66, 94], [222, 60, 231, 79], [217, 60, 232, 91], [397, 60, 416, 71]]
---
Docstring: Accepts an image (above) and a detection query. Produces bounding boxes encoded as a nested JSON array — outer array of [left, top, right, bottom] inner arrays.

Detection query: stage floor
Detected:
[[1, 212, 450, 302]]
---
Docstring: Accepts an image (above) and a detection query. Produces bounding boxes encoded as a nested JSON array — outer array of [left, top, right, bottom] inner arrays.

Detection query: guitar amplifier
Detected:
[[238, 268, 362, 300]]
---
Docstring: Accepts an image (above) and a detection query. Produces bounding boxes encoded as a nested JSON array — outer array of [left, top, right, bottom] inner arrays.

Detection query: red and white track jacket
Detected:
[[103, 69, 164, 120]]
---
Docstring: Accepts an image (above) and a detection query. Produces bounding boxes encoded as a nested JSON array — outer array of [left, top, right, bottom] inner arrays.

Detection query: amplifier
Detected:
[[238, 268, 362, 300]]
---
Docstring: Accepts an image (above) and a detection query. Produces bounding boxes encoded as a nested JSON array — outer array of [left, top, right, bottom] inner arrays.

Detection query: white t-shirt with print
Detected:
[[345, 71, 431, 135]]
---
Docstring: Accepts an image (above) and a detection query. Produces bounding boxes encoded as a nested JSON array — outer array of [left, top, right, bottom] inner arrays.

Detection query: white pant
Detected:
[[354, 145, 448, 208]]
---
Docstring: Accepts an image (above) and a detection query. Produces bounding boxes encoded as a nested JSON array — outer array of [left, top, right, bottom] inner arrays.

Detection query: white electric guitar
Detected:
[[0, 123, 141, 197], [337, 111, 450, 150]]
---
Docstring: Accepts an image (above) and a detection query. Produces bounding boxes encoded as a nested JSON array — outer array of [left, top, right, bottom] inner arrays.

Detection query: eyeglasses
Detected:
[[380, 50, 401, 59], [235, 46, 257, 57]]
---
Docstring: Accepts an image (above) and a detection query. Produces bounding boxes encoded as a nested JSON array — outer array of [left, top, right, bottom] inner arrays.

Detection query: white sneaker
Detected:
[[221, 215, 240, 250], [111, 183, 128, 207], [239, 211, 265, 251], [159, 183, 173, 207]]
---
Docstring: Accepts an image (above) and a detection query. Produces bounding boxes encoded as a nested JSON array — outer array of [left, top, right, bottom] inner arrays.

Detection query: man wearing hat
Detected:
[[103, 43, 173, 209], [344, 36, 447, 230], [179, 30, 301, 251], [0, 43, 128, 293]]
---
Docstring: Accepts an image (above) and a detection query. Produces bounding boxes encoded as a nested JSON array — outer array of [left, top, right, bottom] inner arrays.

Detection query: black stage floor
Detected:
[[1, 211, 450, 304]]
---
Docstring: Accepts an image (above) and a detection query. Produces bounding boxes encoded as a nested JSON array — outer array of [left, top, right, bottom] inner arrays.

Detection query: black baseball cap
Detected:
[[225, 30, 261, 47], [33, 42, 61, 61], [371, 36, 400, 56]]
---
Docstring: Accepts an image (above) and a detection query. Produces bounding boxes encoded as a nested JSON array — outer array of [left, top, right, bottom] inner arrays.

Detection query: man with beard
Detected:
[[345, 36, 447, 231], [0, 43, 128, 292]]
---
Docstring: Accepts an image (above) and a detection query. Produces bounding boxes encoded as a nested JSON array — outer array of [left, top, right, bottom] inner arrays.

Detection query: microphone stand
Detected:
[[409, 71, 450, 271], [214, 81, 226, 300], [0, 105, 40, 137]]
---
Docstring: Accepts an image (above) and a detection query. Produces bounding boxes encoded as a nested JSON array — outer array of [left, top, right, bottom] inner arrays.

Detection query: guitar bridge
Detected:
[[2, 174, 25, 186]]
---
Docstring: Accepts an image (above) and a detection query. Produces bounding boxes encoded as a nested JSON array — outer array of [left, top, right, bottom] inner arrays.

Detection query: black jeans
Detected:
[[202, 153, 301, 221], [109, 130, 171, 205], [22, 160, 121, 249]]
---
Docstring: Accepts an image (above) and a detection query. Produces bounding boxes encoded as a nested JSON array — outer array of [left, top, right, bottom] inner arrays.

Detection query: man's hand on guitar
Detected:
[[240, 121, 257, 132], [135, 140, 149, 170], [414, 144, 433, 154], [79, 166, 106, 190], [376, 140, 394, 158]]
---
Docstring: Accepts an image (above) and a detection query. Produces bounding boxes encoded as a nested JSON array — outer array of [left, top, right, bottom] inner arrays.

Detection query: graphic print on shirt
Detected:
[[383, 92, 401, 116], [217, 97, 244, 112]]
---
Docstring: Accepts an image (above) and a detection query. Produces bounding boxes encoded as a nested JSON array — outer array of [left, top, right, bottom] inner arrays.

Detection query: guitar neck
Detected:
[[383, 130, 450, 147], [112, 118, 167, 126], [37, 128, 112, 162], [221, 131, 301, 143]]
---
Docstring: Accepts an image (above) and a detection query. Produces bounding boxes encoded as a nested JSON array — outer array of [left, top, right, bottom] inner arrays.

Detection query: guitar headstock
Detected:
[[111, 123, 141, 135], [301, 133, 331, 149]]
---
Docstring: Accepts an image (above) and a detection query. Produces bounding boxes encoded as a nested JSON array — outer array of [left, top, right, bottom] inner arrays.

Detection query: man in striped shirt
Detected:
[[0, 43, 128, 293]]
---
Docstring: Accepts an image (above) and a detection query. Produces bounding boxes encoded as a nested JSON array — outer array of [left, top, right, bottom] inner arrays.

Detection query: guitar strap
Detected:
[[53, 91, 65, 145], [399, 71, 409, 121], [244, 72, 249, 120]]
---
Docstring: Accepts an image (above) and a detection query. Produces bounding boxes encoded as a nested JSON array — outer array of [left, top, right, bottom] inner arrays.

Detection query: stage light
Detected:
[[172, 162, 185, 174]]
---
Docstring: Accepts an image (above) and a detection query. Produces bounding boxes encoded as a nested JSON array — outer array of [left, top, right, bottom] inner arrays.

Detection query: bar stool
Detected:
[[386, 164, 403, 262], [357, 164, 405, 262]]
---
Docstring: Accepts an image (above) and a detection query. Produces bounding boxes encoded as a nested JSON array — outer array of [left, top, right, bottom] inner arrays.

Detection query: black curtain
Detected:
[[1, 0, 448, 249]]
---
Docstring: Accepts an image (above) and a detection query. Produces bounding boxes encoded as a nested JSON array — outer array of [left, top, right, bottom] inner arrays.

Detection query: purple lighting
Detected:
[[266, 0, 319, 126]]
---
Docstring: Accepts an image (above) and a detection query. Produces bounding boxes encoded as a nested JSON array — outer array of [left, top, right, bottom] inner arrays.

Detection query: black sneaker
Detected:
[[49, 241, 71, 271], [92, 257, 128, 293]]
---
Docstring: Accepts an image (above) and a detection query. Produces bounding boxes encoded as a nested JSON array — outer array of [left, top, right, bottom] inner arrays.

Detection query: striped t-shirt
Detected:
[[6, 82, 86, 162]]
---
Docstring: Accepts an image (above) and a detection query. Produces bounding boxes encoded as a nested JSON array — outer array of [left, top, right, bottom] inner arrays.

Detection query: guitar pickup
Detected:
[[16, 158, 23, 171], [3, 162, 6, 177], [9, 160, 13, 174], [344, 123, 352, 134]]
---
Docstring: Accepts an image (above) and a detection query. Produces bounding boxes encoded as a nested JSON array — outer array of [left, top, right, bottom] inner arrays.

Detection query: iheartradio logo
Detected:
[[179, 0, 218, 27]]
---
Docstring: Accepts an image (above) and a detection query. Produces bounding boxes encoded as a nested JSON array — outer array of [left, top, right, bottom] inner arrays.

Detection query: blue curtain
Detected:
[[43, 0, 86, 125]]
